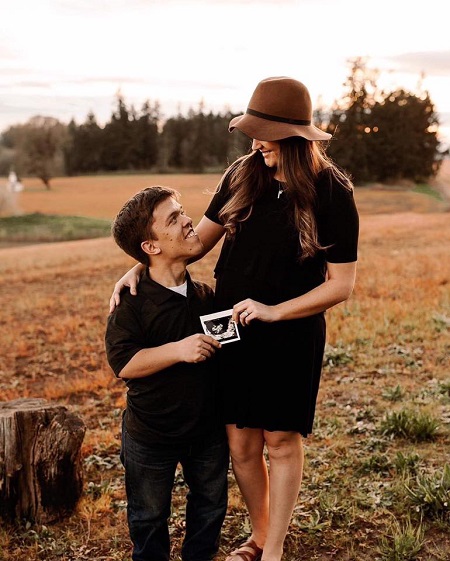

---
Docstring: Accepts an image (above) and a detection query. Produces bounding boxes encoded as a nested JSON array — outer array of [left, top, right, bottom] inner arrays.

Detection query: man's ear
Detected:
[[141, 239, 161, 256]]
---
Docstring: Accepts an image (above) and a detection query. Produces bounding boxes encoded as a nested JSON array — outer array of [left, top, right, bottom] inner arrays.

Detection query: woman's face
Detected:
[[251, 139, 281, 169]]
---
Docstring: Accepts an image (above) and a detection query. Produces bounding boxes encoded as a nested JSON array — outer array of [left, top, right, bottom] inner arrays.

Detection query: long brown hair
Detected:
[[217, 137, 353, 260]]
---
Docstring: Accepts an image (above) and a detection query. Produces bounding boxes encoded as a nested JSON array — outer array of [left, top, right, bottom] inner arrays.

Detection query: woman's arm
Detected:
[[188, 216, 225, 263], [109, 216, 225, 312], [233, 261, 357, 325]]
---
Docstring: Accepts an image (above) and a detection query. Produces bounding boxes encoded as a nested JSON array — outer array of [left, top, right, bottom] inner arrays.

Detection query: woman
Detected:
[[110, 76, 359, 561]]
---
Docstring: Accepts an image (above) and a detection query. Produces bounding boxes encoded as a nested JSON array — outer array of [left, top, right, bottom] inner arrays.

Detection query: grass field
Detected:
[[0, 170, 449, 561]]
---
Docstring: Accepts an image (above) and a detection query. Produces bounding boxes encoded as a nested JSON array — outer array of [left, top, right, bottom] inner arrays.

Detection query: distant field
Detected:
[[11, 174, 221, 223], [0, 172, 449, 561], [6, 167, 450, 221]]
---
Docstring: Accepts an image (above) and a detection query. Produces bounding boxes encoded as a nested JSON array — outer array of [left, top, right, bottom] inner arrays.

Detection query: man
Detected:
[[105, 186, 228, 561]]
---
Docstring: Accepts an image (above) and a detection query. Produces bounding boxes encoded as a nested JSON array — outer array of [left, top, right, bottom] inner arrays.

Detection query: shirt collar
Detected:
[[140, 268, 192, 305]]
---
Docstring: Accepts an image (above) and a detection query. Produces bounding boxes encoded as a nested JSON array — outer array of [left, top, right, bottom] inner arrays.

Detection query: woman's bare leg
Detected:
[[262, 431, 304, 561], [226, 425, 269, 550]]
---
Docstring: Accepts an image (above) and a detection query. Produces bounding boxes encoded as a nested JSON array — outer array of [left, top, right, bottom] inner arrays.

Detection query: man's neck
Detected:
[[148, 262, 187, 288]]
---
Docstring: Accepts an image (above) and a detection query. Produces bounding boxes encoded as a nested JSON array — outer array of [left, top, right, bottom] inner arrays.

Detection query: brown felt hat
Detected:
[[229, 76, 331, 142]]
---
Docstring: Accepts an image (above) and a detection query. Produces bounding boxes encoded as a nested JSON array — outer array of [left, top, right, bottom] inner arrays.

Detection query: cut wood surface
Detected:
[[0, 398, 86, 523]]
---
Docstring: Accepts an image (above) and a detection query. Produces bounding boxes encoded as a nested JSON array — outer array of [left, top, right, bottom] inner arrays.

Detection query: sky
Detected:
[[1, 0, 449, 147]]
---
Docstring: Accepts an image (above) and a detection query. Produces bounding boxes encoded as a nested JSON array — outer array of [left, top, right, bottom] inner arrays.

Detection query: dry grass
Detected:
[[0, 168, 449, 560]]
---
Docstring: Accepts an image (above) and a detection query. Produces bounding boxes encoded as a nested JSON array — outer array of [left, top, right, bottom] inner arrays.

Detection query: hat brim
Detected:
[[229, 113, 331, 142]]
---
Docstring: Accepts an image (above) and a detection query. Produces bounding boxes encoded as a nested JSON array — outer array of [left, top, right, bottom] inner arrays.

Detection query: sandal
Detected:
[[225, 539, 263, 561]]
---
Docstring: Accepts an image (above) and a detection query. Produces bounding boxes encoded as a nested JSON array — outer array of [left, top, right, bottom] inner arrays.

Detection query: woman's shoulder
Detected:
[[316, 166, 356, 211], [318, 165, 352, 187]]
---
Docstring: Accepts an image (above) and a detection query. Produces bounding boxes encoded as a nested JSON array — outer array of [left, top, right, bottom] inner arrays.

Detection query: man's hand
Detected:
[[177, 334, 222, 363]]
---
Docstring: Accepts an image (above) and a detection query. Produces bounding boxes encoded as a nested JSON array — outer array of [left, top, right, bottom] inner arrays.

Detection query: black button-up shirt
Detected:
[[105, 270, 223, 445]]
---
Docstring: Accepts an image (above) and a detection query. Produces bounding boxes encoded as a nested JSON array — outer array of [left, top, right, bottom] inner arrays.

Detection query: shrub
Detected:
[[377, 516, 424, 561], [380, 409, 440, 441], [405, 464, 450, 521]]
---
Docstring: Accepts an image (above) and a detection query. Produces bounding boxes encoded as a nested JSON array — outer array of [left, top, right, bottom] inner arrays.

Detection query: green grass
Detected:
[[0, 213, 112, 245], [412, 183, 445, 200], [380, 409, 441, 442]]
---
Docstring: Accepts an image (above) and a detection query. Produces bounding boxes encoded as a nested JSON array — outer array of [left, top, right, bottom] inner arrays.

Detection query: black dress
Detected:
[[204, 168, 359, 437]]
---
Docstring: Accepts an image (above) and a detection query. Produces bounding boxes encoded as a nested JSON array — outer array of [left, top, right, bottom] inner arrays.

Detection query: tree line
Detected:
[[0, 59, 447, 189]]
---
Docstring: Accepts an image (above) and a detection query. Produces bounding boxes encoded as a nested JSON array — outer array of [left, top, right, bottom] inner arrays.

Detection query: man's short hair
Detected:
[[112, 185, 180, 265]]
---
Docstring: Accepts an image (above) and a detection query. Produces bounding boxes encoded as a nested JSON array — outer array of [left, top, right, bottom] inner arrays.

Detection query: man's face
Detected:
[[150, 196, 203, 260]]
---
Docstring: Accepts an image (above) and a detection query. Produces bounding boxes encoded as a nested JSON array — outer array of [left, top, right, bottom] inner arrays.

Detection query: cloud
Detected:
[[382, 50, 450, 77]]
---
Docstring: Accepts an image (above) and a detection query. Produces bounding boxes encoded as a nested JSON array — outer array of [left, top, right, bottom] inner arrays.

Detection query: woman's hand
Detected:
[[233, 299, 279, 326], [109, 263, 145, 313]]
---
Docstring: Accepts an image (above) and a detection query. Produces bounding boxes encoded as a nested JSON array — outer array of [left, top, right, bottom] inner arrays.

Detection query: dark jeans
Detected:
[[120, 425, 229, 561]]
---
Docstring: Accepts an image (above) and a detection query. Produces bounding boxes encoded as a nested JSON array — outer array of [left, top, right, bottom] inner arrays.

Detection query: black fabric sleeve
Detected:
[[105, 299, 146, 377], [317, 170, 359, 263], [204, 172, 232, 225]]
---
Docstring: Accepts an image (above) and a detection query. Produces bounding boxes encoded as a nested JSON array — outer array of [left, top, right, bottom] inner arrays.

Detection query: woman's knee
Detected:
[[264, 431, 303, 460], [226, 426, 264, 463]]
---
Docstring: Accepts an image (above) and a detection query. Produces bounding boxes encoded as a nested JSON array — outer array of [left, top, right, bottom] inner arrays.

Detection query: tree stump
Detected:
[[0, 397, 86, 524]]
